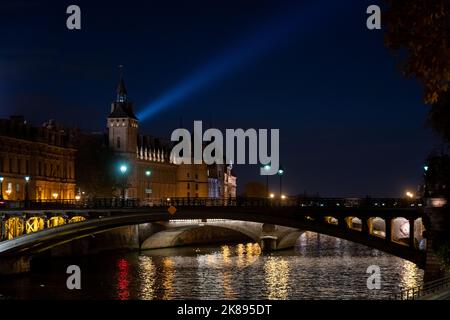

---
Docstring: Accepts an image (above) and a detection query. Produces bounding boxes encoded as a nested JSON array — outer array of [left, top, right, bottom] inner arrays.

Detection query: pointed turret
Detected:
[[108, 67, 137, 120]]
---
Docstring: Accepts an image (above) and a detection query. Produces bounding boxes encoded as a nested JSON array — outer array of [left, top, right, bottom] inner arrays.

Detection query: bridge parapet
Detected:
[[0, 196, 425, 211]]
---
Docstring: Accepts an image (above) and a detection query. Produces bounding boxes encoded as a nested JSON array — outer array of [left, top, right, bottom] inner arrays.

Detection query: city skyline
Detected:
[[0, 0, 437, 197]]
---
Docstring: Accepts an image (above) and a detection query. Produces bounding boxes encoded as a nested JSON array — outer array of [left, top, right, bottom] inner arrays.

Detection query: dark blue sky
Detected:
[[0, 0, 438, 197]]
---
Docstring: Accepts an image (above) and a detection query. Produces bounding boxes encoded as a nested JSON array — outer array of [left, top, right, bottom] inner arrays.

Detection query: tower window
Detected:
[[117, 137, 121, 149]]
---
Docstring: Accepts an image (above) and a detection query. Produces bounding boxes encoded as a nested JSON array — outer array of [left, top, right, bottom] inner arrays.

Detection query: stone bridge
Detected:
[[0, 197, 430, 275]]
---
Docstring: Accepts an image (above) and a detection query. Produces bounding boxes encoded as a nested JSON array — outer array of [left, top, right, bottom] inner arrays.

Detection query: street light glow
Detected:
[[281, 195, 286, 200], [264, 164, 271, 171], [269, 193, 275, 199], [120, 165, 128, 174], [0, 177, 3, 182], [25, 176, 30, 182], [145, 170, 152, 176], [405, 191, 414, 199]]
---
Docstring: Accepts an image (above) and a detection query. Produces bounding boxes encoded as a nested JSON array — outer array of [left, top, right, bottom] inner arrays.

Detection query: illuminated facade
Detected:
[[0, 116, 76, 201], [208, 163, 237, 198], [107, 76, 236, 201]]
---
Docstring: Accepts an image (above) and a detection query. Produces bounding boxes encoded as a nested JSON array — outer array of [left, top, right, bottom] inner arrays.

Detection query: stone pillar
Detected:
[[385, 217, 392, 243], [423, 198, 450, 282], [361, 218, 369, 234], [409, 218, 415, 248], [338, 217, 348, 229], [260, 224, 277, 251], [260, 237, 277, 251]]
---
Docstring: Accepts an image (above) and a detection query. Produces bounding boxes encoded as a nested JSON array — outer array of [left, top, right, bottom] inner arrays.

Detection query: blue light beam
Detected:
[[138, 0, 340, 121]]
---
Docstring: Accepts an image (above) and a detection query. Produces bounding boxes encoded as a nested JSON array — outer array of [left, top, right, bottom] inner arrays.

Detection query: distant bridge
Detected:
[[0, 197, 427, 273]]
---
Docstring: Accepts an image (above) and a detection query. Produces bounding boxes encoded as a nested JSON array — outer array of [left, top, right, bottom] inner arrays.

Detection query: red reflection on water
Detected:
[[116, 258, 130, 300]]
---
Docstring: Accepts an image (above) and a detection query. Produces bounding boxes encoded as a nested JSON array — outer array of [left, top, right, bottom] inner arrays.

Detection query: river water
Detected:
[[0, 232, 423, 300]]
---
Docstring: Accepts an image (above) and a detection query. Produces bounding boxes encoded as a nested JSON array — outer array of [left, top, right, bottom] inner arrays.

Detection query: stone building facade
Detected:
[[0, 116, 76, 201]]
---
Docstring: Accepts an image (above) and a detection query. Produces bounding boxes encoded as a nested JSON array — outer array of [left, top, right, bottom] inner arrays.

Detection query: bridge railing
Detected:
[[390, 276, 450, 300], [0, 196, 424, 210], [0, 198, 140, 210]]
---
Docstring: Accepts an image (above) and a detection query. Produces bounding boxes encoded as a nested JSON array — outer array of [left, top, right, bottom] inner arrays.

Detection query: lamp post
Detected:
[[263, 164, 271, 198], [24, 176, 30, 208], [0, 177, 3, 201], [120, 164, 128, 206], [145, 170, 152, 202], [277, 167, 284, 198]]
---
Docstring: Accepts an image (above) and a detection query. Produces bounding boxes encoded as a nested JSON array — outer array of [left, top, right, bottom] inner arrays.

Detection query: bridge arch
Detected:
[[25, 216, 45, 234], [3, 216, 24, 240], [391, 217, 410, 245], [141, 225, 256, 250], [345, 217, 362, 231], [47, 216, 66, 228], [368, 217, 386, 238], [68, 216, 87, 224]]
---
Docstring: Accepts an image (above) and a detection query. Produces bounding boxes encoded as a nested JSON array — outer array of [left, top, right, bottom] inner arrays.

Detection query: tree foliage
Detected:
[[384, 0, 450, 104]]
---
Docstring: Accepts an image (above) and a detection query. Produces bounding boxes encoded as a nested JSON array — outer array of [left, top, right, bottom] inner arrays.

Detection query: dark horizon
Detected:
[[0, 0, 439, 197]]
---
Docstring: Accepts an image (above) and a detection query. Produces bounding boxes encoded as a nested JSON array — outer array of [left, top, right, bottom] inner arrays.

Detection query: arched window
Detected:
[[117, 137, 121, 149]]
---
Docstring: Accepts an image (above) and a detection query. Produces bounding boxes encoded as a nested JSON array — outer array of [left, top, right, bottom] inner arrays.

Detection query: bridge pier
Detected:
[[260, 236, 277, 251], [424, 198, 450, 282], [409, 218, 416, 248], [0, 256, 30, 275], [385, 217, 392, 243], [361, 218, 369, 235]]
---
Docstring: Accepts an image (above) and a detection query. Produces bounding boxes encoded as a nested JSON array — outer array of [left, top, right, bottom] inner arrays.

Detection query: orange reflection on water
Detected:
[[138, 256, 156, 300], [400, 260, 422, 289], [162, 257, 175, 299], [264, 256, 290, 300]]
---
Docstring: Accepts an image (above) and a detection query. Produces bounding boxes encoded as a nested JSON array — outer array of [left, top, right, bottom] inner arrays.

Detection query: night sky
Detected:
[[0, 0, 438, 197]]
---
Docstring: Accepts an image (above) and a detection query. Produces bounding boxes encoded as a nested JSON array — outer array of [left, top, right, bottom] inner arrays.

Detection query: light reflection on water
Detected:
[[0, 232, 423, 300]]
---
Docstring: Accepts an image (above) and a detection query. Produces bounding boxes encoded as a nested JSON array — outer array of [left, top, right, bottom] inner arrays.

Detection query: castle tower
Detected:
[[107, 70, 139, 155]]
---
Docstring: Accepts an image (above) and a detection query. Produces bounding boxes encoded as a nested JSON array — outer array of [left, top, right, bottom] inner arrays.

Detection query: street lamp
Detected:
[[24, 176, 30, 207], [277, 166, 284, 198], [145, 170, 152, 201], [0, 176, 3, 200], [262, 164, 271, 198], [405, 191, 414, 199], [119, 164, 128, 204]]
